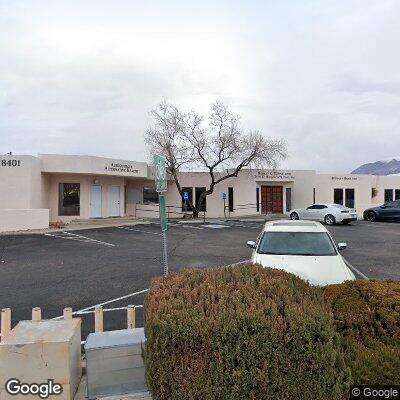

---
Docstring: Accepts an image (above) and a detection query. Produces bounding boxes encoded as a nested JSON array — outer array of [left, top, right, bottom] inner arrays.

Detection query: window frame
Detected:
[[58, 182, 80, 216]]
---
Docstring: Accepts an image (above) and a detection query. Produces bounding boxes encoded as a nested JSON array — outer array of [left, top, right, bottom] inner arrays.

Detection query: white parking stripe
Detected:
[[168, 223, 204, 229], [45, 232, 115, 247], [53, 288, 149, 320], [222, 222, 262, 229], [117, 226, 161, 235], [343, 258, 369, 280]]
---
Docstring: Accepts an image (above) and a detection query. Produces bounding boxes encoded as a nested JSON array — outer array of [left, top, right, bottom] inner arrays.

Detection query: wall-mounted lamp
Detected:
[[93, 178, 99, 184]]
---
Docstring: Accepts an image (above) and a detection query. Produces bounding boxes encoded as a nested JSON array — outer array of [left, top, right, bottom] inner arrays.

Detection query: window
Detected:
[[182, 187, 193, 211], [286, 188, 292, 212], [257, 232, 337, 256], [143, 187, 158, 204], [228, 187, 234, 212], [256, 188, 260, 212], [195, 187, 207, 212], [395, 190, 400, 200], [59, 183, 80, 216], [345, 188, 355, 208], [384, 189, 394, 203], [307, 204, 327, 210], [384, 201, 398, 208], [334, 188, 344, 205]]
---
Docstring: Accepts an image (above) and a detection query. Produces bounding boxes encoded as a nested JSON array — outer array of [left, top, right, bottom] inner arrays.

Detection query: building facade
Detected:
[[1, 153, 399, 232]]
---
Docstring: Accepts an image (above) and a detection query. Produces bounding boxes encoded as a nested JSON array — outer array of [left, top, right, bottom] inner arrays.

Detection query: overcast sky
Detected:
[[1, 1, 400, 173]]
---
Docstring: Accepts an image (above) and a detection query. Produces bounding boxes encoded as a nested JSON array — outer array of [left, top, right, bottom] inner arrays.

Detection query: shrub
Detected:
[[324, 279, 400, 384], [144, 263, 351, 400]]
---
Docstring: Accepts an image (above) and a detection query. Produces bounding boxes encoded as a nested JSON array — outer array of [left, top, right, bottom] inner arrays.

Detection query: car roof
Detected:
[[263, 220, 328, 233]]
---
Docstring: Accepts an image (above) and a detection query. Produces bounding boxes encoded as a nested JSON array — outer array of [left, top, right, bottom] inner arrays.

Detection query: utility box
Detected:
[[0, 319, 82, 400], [85, 328, 147, 399]]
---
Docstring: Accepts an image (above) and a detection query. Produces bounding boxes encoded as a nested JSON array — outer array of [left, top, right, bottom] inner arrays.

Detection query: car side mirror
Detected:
[[247, 240, 256, 249], [380, 205, 386, 208], [337, 243, 347, 250]]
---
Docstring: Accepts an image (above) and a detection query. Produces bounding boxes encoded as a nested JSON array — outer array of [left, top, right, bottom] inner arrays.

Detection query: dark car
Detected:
[[363, 200, 400, 222]]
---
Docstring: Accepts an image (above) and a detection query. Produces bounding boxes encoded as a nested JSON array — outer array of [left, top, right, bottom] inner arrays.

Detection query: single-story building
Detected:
[[1, 153, 399, 232]]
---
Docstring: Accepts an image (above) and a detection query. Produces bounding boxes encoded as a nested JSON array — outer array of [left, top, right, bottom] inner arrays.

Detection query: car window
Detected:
[[384, 201, 396, 208], [307, 205, 325, 209], [257, 232, 337, 256]]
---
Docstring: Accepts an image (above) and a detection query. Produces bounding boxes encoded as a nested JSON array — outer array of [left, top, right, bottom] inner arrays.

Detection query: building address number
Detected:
[[1, 159, 21, 167]]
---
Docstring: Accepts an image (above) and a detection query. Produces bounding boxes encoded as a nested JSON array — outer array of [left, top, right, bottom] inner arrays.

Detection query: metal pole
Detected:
[[162, 230, 168, 276], [223, 199, 226, 218]]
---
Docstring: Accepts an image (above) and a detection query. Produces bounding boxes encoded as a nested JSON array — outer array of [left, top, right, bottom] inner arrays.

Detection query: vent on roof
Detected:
[[272, 222, 317, 227]]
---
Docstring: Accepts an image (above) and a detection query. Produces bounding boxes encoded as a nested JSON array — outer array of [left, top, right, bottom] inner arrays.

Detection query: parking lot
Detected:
[[0, 220, 399, 338]]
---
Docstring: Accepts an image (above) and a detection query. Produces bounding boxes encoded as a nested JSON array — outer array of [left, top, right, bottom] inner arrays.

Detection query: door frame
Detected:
[[90, 185, 103, 218]]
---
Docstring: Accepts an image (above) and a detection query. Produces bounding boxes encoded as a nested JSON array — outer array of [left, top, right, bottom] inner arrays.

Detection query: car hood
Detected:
[[252, 253, 355, 286]]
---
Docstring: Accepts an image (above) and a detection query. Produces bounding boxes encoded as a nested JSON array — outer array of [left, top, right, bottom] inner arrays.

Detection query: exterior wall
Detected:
[[0, 209, 49, 232], [46, 173, 126, 223], [40, 154, 148, 178], [2, 153, 400, 232], [0, 155, 44, 209]]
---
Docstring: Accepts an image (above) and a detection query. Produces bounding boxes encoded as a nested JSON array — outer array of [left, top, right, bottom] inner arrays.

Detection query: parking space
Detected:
[[0, 219, 398, 338]]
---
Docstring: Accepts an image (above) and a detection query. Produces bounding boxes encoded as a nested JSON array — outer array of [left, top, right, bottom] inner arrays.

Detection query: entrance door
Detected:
[[90, 185, 102, 218], [261, 186, 283, 214], [109, 186, 121, 217]]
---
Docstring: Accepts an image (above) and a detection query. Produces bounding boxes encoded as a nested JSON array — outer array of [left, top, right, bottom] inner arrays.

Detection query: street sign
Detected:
[[153, 156, 168, 275], [159, 194, 168, 232], [154, 154, 167, 193], [222, 192, 227, 200], [183, 191, 189, 201]]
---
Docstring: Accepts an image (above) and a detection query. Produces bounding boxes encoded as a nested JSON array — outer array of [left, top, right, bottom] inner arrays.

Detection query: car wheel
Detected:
[[364, 211, 376, 222], [290, 212, 299, 220], [324, 214, 336, 225]]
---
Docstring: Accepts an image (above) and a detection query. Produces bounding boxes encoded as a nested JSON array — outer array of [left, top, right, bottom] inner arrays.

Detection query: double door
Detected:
[[261, 186, 283, 214]]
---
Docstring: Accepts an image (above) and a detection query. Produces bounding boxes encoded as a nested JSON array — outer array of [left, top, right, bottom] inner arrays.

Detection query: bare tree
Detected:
[[145, 100, 287, 217]]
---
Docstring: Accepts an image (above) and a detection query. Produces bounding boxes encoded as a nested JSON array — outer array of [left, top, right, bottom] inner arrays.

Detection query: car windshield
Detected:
[[257, 232, 337, 256]]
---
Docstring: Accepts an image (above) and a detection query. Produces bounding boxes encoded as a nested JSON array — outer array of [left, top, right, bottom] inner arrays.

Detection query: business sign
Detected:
[[222, 192, 227, 200], [104, 163, 139, 174], [331, 176, 358, 181], [255, 171, 295, 180], [154, 155, 167, 193], [183, 191, 189, 200], [159, 194, 168, 232]]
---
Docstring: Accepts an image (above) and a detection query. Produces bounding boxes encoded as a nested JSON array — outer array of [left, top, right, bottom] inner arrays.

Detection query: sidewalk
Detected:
[[0, 217, 151, 236], [74, 376, 152, 400]]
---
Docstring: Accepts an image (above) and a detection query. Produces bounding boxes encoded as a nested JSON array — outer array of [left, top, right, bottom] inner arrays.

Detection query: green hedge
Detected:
[[324, 279, 400, 384], [144, 263, 350, 400]]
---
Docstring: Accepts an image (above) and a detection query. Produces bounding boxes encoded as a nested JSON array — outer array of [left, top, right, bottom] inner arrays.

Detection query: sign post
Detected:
[[154, 155, 168, 275], [222, 192, 227, 218]]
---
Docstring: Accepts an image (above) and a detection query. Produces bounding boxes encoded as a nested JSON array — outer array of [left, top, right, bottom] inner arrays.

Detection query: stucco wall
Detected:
[[0, 155, 44, 209], [46, 174, 126, 222], [0, 209, 49, 232]]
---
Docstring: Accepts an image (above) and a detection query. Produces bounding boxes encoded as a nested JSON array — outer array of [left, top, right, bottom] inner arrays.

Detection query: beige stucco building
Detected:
[[1, 153, 399, 232]]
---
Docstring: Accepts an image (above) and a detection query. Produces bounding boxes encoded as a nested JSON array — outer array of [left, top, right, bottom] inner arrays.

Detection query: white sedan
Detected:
[[247, 220, 356, 286], [289, 203, 358, 225]]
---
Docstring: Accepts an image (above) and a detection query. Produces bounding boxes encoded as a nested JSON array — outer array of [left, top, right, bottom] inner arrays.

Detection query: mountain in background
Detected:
[[351, 158, 400, 176]]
